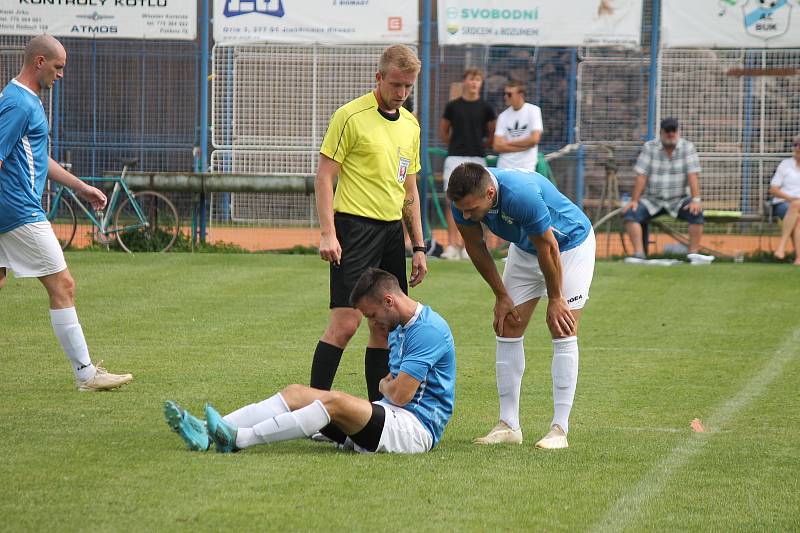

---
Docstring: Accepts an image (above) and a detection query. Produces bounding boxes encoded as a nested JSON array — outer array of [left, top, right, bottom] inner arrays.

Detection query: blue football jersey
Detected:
[[387, 304, 456, 448], [451, 168, 591, 255], [0, 80, 50, 233]]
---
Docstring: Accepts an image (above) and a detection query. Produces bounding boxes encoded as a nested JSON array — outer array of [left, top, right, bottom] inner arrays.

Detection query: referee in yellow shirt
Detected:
[[311, 45, 428, 443]]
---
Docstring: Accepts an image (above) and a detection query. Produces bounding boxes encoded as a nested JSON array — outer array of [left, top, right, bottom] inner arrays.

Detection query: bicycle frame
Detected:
[[45, 167, 150, 238]]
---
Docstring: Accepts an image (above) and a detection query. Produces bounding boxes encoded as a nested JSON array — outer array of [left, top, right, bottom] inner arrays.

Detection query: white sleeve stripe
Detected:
[[415, 379, 427, 407], [21, 135, 35, 192]]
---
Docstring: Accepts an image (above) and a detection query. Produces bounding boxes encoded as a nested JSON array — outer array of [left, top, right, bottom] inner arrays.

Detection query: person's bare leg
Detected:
[[320, 307, 362, 349], [776, 202, 800, 260], [792, 215, 800, 265], [39, 268, 132, 389], [687, 223, 703, 254], [39, 269, 92, 379], [0, 267, 6, 290], [38, 268, 75, 309], [536, 308, 583, 449], [222, 384, 375, 450], [310, 307, 362, 394], [474, 298, 537, 444], [625, 221, 645, 256]]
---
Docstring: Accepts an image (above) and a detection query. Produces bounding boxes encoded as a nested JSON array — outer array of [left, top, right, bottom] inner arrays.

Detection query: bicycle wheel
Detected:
[[114, 191, 179, 253], [42, 191, 77, 250]]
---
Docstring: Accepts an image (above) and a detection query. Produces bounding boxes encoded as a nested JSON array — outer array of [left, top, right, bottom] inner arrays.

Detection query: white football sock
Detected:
[[223, 392, 290, 428], [496, 336, 525, 430], [50, 307, 95, 382], [551, 336, 579, 434], [235, 399, 330, 449]]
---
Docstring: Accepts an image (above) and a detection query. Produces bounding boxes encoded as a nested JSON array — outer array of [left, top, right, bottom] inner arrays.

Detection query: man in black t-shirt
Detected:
[[439, 67, 496, 260]]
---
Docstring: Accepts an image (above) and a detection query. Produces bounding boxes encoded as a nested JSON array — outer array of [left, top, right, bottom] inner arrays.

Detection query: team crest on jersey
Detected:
[[397, 156, 410, 183], [224, 0, 284, 18]]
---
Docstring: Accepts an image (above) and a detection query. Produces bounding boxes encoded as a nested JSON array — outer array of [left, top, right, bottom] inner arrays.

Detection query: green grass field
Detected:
[[1, 254, 798, 531]]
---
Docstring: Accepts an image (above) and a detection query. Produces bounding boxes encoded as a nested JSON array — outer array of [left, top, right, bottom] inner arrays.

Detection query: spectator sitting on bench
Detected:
[[623, 117, 713, 262], [769, 133, 800, 264]]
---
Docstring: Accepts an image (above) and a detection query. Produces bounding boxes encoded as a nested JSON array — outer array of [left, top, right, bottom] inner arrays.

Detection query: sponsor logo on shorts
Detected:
[[567, 294, 583, 304]]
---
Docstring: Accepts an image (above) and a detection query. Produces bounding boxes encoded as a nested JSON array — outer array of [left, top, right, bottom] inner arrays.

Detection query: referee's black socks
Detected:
[[365, 347, 390, 402], [310, 341, 348, 445], [310, 341, 343, 391]]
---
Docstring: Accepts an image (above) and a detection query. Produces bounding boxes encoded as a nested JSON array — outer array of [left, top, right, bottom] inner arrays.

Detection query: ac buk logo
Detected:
[[224, 0, 284, 18], [718, 0, 795, 40]]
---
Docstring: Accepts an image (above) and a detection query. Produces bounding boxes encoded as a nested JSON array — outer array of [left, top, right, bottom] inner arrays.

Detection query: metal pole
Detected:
[[91, 39, 97, 175], [140, 40, 146, 168], [741, 50, 754, 215], [199, 0, 210, 242], [567, 48, 584, 208], [419, 0, 432, 239], [576, 145, 585, 209], [567, 48, 577, 145], [646, 0, 661, 140], [51, 76, 60, 165]]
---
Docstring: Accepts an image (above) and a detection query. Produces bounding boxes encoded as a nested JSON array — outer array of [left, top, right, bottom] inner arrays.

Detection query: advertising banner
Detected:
[[663, 0, 800, 48], [214, 0, 418, 44], [438, 0, 642, 48], [0, 0, 197, 40]]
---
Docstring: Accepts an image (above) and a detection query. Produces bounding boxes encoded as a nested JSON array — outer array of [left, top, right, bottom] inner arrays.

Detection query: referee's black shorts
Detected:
[[330, 212, 408, 308]]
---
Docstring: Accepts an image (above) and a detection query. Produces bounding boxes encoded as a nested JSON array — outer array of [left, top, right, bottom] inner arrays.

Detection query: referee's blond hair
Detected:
[[379, 44, 421, 76]]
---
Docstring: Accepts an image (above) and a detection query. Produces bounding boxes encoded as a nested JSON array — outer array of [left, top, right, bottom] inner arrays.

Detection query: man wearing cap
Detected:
[[623, 117, 713, 262]]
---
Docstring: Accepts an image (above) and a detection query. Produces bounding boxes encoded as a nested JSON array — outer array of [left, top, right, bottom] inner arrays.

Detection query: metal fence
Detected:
[[207, 44, 395, 241], [0, 36, 201, 177], [1, 34, 202, 244], [51, 38, 201, 178], [3, 0, 796, 254]]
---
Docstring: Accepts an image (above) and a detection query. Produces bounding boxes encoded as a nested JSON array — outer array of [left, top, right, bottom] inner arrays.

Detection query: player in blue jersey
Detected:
[[448, 162, 595, 449], [0, 35, 132, 391], [164, 268, 456, 454]]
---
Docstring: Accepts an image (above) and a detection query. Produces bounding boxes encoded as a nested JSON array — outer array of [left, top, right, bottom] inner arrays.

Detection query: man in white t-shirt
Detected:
[[493, 81, 543, 171], [769, 133, 800, 263]]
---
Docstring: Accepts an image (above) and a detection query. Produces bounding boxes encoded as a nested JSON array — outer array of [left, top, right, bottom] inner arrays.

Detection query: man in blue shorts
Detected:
[[448, 162, 595, 449], [0, 34, 132, 391], [623, 117, 713, 263], [164, 268, 456, 454]]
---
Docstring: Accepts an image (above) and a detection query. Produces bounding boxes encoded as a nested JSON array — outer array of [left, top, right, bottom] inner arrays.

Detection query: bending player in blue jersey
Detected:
[[0, 34, 132, 391], [164, 268, 456, 454], [448, 163, 595, 449]]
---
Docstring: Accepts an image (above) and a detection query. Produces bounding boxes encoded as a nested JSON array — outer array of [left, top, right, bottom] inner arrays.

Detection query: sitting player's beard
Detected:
[[662, 139, 677, 149]]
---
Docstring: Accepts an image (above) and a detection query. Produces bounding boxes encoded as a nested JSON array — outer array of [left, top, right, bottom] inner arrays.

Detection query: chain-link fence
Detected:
[[4, 1, 796, 255]]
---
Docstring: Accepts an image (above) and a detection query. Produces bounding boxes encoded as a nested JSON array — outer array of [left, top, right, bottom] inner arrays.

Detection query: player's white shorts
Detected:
[[0, 221, 67, 278], [354, 400, 433, 454], [443, 155, 486, 193], [502, 229, 595, 309]]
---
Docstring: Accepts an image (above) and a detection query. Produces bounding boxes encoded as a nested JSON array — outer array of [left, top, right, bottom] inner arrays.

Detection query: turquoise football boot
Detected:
[[205, 403, 239, 453], [164, 400, 211, 451]]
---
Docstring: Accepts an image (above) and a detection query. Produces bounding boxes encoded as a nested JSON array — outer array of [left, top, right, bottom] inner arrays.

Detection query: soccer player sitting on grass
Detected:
[[164, 268, 456, 454]]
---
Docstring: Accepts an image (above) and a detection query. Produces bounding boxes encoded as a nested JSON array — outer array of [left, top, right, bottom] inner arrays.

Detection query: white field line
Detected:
[[590, 326, 800, 533], [594, 426, 683, 433]]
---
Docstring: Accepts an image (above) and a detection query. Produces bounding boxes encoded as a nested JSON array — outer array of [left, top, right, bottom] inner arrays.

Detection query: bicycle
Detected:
[[42, 159, 180, 253]]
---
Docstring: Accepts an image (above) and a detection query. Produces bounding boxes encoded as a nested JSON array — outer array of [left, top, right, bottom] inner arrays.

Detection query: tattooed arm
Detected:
[[402, 172, 428, 287]]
